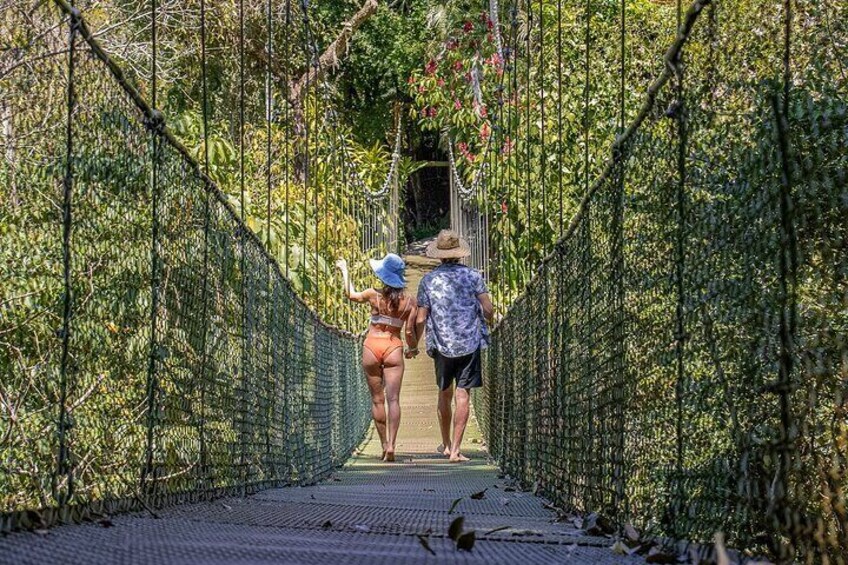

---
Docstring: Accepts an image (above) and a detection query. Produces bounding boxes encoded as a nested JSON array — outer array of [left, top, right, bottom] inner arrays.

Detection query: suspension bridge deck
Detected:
[[1, 257, 631, 564]]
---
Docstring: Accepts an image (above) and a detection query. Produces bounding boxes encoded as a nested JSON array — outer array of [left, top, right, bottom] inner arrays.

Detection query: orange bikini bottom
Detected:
[[363, 332, 404, 364]]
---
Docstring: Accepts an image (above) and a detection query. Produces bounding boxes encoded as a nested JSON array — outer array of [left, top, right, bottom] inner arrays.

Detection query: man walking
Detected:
[[415, 230, 494, 462]]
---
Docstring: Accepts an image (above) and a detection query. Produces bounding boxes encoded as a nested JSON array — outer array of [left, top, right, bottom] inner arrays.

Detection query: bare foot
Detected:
[[384, 449, 396, 463], [437, 443, 451, 457], [449, 453, 470, 462], [381, 444, 389, 461]]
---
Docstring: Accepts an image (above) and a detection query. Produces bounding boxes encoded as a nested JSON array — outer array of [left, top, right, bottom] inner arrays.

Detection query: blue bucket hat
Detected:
[[369, 253, 406, 289]]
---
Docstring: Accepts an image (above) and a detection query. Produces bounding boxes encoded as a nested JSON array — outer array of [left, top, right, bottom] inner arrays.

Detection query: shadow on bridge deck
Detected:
[[0, 257, 634, 564]]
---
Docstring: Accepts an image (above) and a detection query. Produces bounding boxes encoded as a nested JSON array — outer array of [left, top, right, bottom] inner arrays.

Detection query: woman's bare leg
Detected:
[[381, 348, 405, 462], [362, 347, 388, 457]]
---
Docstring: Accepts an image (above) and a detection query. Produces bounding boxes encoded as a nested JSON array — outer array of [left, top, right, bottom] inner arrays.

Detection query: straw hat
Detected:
[[425, 230, 471, 259]]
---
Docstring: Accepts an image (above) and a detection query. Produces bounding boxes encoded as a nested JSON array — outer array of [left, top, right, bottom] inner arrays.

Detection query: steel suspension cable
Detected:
[[524, 0, 531, 283], [237, 0, 248, 487], [538, 0, 546, 257], [583, 0, 590, 201], [299, 0, 309, 299], [266, 0, 273, 251], [672, 0, 687, 533], [284, 0, 291, 278], [197, 0, 212, 486], [263, 0, 275, 484], [143, 0, 162, 492], [507, 2, 519, 303], [56, 6, 78, 506], [556, 0, 562, 237]]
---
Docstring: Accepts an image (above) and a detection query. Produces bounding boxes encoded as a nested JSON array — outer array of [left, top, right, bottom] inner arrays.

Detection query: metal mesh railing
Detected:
[[0, 4, 370, 531], [476, 0, 847, 562]]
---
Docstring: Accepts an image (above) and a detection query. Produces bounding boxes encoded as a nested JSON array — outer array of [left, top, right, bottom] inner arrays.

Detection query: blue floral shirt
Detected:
[[417, 263, 489, 358]]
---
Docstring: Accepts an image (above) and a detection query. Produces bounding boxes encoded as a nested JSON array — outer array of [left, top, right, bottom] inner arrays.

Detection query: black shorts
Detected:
[[433, 348, 483, 391]]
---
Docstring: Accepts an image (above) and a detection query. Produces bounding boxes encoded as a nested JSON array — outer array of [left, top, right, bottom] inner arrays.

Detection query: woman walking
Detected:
[[336, 254, 419, 462]]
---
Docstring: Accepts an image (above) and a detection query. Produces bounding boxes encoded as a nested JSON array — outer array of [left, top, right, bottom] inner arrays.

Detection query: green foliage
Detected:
[[407, 0, 675, 305]]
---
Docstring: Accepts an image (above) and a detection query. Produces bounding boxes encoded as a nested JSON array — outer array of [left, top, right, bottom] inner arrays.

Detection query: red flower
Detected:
[[437, 78, 445, 87], [418, 85, 426, 93], [501, 201, 508, 214], [425, 59, 437, 75], [453, 60, 463, 72], [446, 39, 458, 51], [408, 75, 416, 84], [465, 152, 476, 162], [458, 142, 468, 153], [479, 11, 488, 23], [463, 21, 473, 33], [480, 123, 490, 140], [502, 136, 514, 155], [420, 107, 428, 118], [478, 105, 488, 118], [487, 20, 494, 31], [454, 99, 462, 110], [428, 106, 438, 117]]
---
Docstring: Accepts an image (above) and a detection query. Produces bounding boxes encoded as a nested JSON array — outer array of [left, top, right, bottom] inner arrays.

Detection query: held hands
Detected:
[[404, 348, 419, 359]]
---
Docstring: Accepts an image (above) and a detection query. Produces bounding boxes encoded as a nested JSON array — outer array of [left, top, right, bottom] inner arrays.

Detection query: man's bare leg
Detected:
[[437, 386, 453, 456], [449, 387, 471, 462]]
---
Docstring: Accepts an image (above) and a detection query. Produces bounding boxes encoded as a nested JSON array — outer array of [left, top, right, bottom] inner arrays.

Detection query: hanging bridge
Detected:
[[1, 0, 846, 563]]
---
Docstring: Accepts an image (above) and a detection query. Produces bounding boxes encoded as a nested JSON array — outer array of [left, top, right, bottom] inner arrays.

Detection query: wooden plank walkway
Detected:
[[0, 257, 636, 564]]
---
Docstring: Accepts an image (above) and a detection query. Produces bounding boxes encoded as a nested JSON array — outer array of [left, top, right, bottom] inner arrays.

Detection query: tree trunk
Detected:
[[288, 0, 378, 106], [260, 0, 379, 182]]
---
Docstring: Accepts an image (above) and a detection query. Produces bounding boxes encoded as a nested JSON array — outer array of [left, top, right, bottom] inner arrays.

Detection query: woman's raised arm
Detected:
[[336, 258, 373, 303]]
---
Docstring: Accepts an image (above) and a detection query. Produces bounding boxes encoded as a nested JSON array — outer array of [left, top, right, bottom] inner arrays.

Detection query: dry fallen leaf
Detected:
[[448, 497, 463, 514], [624, 523, 640, 542], [457, 530, 476, 551], [582, 512, 615, 535], [483, 525, 511, 535], [417, 534, 436, 556], [321, 520, 333, 529], [470, 488, 487, 500], [611, 540, 629, 555], [448, 516, 465, 541]]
